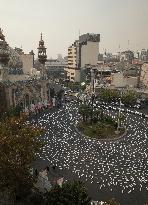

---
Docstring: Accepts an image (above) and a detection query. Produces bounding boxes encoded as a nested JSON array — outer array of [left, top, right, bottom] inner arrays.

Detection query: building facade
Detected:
[[140, 63, 148, 88], [0, 28, 50, 113], [45, 55, 67, 81], [20, 53, 34, 75], [64, 33, 100, 82], [79, 33, 100, 67], [111, 72, 138, 88]]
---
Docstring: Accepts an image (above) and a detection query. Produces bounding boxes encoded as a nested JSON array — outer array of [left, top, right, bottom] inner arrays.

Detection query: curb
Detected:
[[74, 124, 127, 142]]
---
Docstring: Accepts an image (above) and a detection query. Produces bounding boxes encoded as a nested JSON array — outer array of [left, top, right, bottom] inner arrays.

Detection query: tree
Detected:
[[57, 89, 64, 100], [56, 89, 64, 107], [92, 109, 101, 123], [45, 181, 91, 205], [28, 192, 45, 205], [99, 88, 119, 103], [121, 90, 138, 107], [50, 88, 55, 98], [104, 198, 120, 205], [68, 82, 81, 92], [78, 104, 92, 122], [0, 116, 44, 203]]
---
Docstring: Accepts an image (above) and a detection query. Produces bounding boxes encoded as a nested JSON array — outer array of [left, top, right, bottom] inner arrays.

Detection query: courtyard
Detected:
[[31, 102, 148, 205]]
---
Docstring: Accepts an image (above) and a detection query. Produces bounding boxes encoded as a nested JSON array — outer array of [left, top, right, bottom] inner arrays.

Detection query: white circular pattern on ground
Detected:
[[32, 102, 148, 204]]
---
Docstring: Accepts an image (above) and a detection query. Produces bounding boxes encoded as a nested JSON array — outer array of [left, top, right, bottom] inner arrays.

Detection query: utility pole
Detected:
[[116, 89, 123, 133]]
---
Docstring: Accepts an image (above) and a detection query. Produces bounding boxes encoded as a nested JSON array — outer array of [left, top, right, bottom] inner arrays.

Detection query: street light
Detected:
[[91, 91, 95, 124], [116, 88, 123, 133]]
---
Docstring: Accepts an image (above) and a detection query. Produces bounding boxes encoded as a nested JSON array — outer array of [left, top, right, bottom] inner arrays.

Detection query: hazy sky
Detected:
[[0, 0, 148, 58]]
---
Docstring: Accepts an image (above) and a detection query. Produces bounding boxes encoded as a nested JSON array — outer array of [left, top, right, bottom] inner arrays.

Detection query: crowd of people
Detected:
[[21, 100, 54, 117], [31, 100, 148, 204]]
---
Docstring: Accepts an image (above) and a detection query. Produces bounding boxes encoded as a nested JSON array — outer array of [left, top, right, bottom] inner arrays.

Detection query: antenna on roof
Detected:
[[128, 40, 130, 50], [119, 44, 121, 53], [79, 29, 80, 37]]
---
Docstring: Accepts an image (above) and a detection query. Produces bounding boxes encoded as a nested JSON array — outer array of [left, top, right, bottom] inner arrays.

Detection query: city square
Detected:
[[1, 1, 148, 204], [32, 101, 148, 205]]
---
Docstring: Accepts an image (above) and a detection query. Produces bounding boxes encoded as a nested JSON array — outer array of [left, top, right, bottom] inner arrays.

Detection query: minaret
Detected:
[[0, 28, 9, 81], [37, 33, 48, 102], [37, 33, 47, 79]]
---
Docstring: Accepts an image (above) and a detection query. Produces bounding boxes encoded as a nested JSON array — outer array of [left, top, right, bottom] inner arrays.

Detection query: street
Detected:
[[31, 102, 148, 205]]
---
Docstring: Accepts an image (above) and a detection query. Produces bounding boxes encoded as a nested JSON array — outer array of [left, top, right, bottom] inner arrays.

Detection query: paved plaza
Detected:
[[31, 102, 148, 205]]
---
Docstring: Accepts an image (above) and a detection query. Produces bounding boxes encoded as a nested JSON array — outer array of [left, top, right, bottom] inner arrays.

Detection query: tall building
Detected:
[[79, 33, 100, 68], [65, 33, 100, 82]]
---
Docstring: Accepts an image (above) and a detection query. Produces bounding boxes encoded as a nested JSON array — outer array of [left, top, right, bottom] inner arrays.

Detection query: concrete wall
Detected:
[[21, 54, 33, 75], [74, 69, 80, 82], [81, 41, 99, 67], [126, 76, 138, 88], [8, 74, 29, 82], [140, 63, 148, 88], [111, 72, 138, 88], [64, 67, 80, 82], [111, 72, 126, 87]]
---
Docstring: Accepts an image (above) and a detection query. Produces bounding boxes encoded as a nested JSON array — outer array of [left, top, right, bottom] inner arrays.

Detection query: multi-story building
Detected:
[[79, 33, 100, 68], [65, 33, 100, 82], [140, 63, 148, 88], [120, 50, 134, 63], [140, 49, 148, 61], [45, 55, 67, 82], [14, 48, 35, 76], [64, 41, 80, 82]]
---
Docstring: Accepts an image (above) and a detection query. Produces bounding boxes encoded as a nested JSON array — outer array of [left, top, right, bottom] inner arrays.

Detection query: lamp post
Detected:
[[116, 88, 123, 133], [91, 91, 95, 124]]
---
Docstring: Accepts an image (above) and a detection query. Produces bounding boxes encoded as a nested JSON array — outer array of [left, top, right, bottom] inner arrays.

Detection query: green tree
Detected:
[[57, 89, 64, 100], [68, 82, 81, 91], [99, 88, 119, 103], [121, 90, 138, 107], [78, 104, 92, 122], [28, 192, 44, 205], [0, 116, 44, 203], [92, 109, 101, 123], [50, 88, 55, 98], [45, 181, 91, 205], [104, 198, 120, 205]]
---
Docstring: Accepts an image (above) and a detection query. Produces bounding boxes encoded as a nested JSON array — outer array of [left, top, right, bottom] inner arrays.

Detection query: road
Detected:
[[31, 102, 148, 205]]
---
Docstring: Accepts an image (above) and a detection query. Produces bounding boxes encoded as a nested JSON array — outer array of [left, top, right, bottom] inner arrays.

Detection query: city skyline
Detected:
[[1, 0, 148, 58]]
